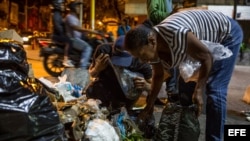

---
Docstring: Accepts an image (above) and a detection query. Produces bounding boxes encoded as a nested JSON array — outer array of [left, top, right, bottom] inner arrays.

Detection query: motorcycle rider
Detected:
[[51, 0, 74, 67], [64, 1, 100, 69]]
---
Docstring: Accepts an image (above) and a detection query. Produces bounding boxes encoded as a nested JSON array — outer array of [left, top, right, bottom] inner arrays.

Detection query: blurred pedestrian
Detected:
[[117, 19, 131, 37], [147, 0, 173, 25], [124, 10, 243, 141]]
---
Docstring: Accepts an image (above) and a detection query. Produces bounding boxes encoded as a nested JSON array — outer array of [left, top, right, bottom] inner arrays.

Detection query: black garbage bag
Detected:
[[0, 41, 66, 141], [154, 103, 200, 141], [153, 78, 200, 141]]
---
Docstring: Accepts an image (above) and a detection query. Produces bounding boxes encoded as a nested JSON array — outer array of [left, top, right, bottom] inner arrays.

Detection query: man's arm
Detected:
[[186, 31, 213, 116], [137, 62, 165, 122], [88, 44, 112, 78], [146, 62, 165, 108], [89, 53, 109, 78], [71, 25, 101, 35], [65, 15, 102, 35]]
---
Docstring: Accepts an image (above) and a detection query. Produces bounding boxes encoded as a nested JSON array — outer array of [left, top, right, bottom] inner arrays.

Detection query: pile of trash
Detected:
[[39, 75, 145, 141], [0, 35, 145, 141]]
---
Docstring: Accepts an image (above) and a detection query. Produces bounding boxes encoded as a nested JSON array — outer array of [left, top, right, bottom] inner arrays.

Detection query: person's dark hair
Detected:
[[141, 19, 154, 28], [122, 18, 128, 25], [124, 24, 152, 51]]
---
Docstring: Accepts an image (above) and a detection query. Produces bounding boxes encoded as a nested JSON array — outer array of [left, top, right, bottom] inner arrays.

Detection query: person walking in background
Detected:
[[147, 0, 173, 25], [124, 10, 243, 141], [117, 19, 131, 37]]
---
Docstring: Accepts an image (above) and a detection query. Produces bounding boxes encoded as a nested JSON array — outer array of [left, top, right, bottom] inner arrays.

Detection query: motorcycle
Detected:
[[39, 32, 114, 77]]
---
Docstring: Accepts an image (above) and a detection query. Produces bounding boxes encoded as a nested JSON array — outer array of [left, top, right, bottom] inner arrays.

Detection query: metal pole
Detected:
[[79, 0, 83, 27], [233, 0, 237, 20], [90, 0, 95, 30], [25, 0, 28, 30]]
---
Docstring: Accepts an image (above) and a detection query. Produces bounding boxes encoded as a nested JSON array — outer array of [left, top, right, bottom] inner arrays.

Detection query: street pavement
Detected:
[[24, 46, 250, 141]]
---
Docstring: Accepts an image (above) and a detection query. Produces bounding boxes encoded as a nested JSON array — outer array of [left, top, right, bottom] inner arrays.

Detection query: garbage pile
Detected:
[[39, 75, 145, 141], [0, 39, 145, 141]]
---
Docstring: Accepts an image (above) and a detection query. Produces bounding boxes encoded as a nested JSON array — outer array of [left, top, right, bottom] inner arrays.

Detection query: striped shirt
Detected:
[[153, 10, 231, 68]]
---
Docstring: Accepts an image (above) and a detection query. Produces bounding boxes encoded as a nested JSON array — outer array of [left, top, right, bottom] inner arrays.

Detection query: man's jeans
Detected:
[[72, 38, 93, 69], [166, 68, 179, 94], [205, 17, 243, 141]]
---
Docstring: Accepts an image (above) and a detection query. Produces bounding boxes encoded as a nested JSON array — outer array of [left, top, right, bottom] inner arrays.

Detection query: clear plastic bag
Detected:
[[179, 40, 233, 82], [200, 40, 232, 60], [179, 57, 201, 82], [115, 68, 144, 100]]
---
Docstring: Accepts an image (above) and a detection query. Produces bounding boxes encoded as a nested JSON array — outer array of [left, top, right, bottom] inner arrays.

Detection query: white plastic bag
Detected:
[[53, 74, 76, 102], [179, 40, 233, 82], [179, 57, 201, 82], [200, 40, 232, 60], [85, 118, 120, 141]]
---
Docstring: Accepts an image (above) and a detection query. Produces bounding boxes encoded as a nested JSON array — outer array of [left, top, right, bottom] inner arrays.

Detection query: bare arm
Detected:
[[145, 78, 152, 91], [88, 53, 109, 78], [137, 62, 165, 121], [186, 32, 213, 116]]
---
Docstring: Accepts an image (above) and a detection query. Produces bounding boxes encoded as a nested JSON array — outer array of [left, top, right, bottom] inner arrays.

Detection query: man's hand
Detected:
[[192, 89, 203, 117], [133, 77, 150, 90], [94, 53, 109, 73]]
